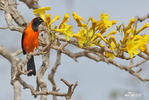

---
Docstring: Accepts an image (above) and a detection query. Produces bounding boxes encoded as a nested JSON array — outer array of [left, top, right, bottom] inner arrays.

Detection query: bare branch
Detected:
[[12, 80, 21, 100], [0, 45, 13, 62], [5, 12, 24, 32], [135, 14, 149, 22], [138, 54, 149, 60], [17, 77, 78, 98], [0, 26, 8, 29], [19, 0, 40, 9], [12, 49, 22, 56], [36, 51, 50, 100], [61, 78, 78, 100], [0, 45, 21, 100], [48, 51, 61, 100], [129, 59, 147, 68]]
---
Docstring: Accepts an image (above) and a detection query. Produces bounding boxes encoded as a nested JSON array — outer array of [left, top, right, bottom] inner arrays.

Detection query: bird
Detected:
[[21, 17, 43, 76]]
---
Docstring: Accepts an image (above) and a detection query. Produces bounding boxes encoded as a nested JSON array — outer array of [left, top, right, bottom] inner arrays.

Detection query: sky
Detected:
[[0, 0, 149, 100]]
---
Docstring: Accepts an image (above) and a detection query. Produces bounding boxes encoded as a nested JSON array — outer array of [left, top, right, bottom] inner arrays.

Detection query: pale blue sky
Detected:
[[0, 0, 149, 100]]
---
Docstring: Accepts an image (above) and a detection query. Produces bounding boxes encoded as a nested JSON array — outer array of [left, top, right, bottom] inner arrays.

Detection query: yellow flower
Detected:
[[54, 24, 73, 41], [45, 13, 51, 22], [112, 20, 117, 25], [110, 35, 117, 47], [144, 23, 149, 28], [96, 13, 114, 34], [59, 13, 69, 28], [45, 14, 60, 29], [127, 18, 135, 30], [73, 27, 87, 47], [72, 12, 87, 27], [73, 27, 97, 47], [91, 18, 97, 31], [122, 29, 131, 42], [97, 33, 109, 44], [50, 15, 60, 24], [53, 14, 72, 41], [105, 37, 117, 60], [136, 23, 149, 34], [139, 35, 149, 52], [72, 12, 86, 22], [33, 7, 51, 22], [103, 30, 116, 38], [124, 35, 149, 58], [45, 13, 51, 28], [53, 14, 73, 41], [88, 17, 93, 22], [110, 41, 117, 50], [105, 51, 115, 60], [97, 30, 117, 45], [101, 13, 112, 28]]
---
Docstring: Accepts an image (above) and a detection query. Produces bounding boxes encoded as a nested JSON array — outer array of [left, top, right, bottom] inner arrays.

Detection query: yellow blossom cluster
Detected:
[[33, 7, 149, 59], [118, 18, 149, 58], [72, 12, 117, 48]]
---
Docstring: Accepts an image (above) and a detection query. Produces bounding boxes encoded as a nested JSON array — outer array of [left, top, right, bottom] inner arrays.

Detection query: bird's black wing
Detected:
[[21, 32, 26, 55]]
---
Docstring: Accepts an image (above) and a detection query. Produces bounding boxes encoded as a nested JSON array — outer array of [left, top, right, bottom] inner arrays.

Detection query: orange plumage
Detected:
[[23, 20, 39, 53]]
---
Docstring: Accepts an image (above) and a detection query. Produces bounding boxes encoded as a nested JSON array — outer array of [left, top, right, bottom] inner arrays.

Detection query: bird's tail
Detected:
[[27, 55, 36, 76]]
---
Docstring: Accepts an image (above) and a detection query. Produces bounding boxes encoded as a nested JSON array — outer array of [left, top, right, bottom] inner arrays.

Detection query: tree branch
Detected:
[[19, 0, 40, 9]]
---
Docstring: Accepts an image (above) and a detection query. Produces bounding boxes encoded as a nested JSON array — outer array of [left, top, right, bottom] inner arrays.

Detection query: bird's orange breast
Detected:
[[23, 23, 39, 53]]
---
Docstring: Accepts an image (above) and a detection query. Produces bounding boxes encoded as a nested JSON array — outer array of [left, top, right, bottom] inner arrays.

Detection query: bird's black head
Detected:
[[32, 17, 43, 32]]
